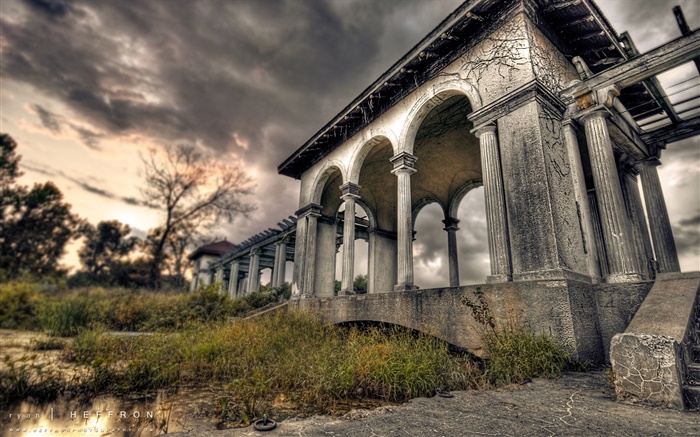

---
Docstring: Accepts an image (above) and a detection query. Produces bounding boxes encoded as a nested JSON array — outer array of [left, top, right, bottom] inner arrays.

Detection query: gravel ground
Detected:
[[168, 372, 699, 437]]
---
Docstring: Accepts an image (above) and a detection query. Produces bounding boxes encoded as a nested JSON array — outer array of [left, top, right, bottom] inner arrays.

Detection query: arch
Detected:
[[348, 129, 399, 183], [308, 159, 347, 205], [412, 196, 445, 223], [399, 79, 482, 155], [355, 198, 378, 230], [448, 179, 483, 219]]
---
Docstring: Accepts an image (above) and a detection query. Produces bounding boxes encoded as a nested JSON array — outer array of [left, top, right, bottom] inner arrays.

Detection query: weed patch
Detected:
[[462, 287, 579, 386]]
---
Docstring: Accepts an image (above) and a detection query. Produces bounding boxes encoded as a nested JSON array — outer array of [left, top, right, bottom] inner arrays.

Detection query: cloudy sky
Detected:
[[1, 0, 698, 285]]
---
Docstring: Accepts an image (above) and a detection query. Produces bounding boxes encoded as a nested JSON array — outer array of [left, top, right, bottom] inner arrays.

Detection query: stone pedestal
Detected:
[[581, 110, 641, 282], [390, 152, 418, 291], [638, 160, 680, 273]]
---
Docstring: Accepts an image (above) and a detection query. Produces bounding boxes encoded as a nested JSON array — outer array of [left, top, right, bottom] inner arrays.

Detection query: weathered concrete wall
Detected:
[[610, 272, 700, 409], [291, 279, 656, 364], [594, 281, 653, 357]]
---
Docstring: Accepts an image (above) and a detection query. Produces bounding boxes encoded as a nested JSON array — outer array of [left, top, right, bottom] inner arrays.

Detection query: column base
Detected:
[[394, 283, 419, 291], [486, 274, 511, 283], [339, 289, 356, 296], [605, 272, 644, 283]]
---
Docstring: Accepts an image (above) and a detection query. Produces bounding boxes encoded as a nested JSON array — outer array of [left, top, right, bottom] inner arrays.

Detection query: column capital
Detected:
[[442, 217, 460, 232], [340, 182, 361, 199], [250, 247, 261, 256], [471, 122, 497, 138], [638, 158, 662, 168], [579, 107, 611, 123], [390, 152, 417, 175], [295, 203, 322, 218]]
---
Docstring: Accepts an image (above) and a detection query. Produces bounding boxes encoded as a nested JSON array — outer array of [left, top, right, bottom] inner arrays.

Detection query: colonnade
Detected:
[[292, 106, 680, 297]]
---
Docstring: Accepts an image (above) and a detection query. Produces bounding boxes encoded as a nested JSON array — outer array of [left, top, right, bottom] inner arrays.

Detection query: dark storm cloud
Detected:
[[673, 215, 700, 261], [2, 0, 461, 170], [679, 215, 700, 227], [604, 0, 700, 52], [23, 0, 71, 18]]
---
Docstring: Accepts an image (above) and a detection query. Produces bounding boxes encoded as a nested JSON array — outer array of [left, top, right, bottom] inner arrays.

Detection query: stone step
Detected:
[[683, 385, 700, 411], [687, 363, 700, 386]]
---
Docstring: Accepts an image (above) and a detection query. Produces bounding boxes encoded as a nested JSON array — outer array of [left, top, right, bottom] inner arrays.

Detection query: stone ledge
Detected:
[[610, 271, 700, 410]]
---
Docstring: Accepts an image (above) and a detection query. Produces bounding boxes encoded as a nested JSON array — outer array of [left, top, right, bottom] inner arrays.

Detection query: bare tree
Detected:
[[141, 144, 254, 288]]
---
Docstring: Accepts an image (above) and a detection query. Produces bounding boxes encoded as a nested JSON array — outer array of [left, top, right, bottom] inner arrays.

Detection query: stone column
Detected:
[[247, 249, 261, 294], [215, 267, 224, 283], [390, 152, 418, 291], [301, 204, 322, 297], [240, 275, 248, 296], [588, 190, 610, 278], [272, 243, 282, 288], [228, 261, 240, 298], [443, 217, 460, 287], [620, 167, 654, 278], [291, 216, 307, 296], [340, 183, 361, 295], [274, 238, 288, 288], [474, 123, 511, 282], [581, 110, 641, 282], [563, 120, 601, 279], [638, 159, 680, 273]]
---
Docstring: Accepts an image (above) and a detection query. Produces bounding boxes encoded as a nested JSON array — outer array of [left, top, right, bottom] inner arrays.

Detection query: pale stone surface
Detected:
[[610, 272, 700, 409]]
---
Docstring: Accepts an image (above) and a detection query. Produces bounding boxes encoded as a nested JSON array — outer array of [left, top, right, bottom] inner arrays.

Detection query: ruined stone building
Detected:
[[202, 0, 700, 409]]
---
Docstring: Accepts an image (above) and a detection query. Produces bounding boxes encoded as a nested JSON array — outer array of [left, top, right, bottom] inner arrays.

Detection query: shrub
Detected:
[[39, 294, 100, 336], [482, 324, 575, 386], [0, 281, 43, 329]]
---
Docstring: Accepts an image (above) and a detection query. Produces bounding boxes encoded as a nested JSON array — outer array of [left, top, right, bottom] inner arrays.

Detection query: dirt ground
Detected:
[[168, 372, 700, 437]]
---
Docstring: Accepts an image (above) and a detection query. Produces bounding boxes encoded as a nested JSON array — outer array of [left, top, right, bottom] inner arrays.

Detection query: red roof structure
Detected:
[[188, 239, 236, 260]]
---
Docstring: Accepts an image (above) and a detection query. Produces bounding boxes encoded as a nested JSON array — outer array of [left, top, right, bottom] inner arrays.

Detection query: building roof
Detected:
[[188, 239, 236, 260], [277, 0, 666, 179]]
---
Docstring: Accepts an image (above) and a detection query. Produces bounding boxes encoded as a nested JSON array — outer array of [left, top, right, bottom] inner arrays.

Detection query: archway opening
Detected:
[[413, 202, 449, 289], [260, 267, 272, 288], [314, 166, 344, 297], [357, 138, 397, 293], [410, 94, 482, 288], [455, 186, 490, 284]]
